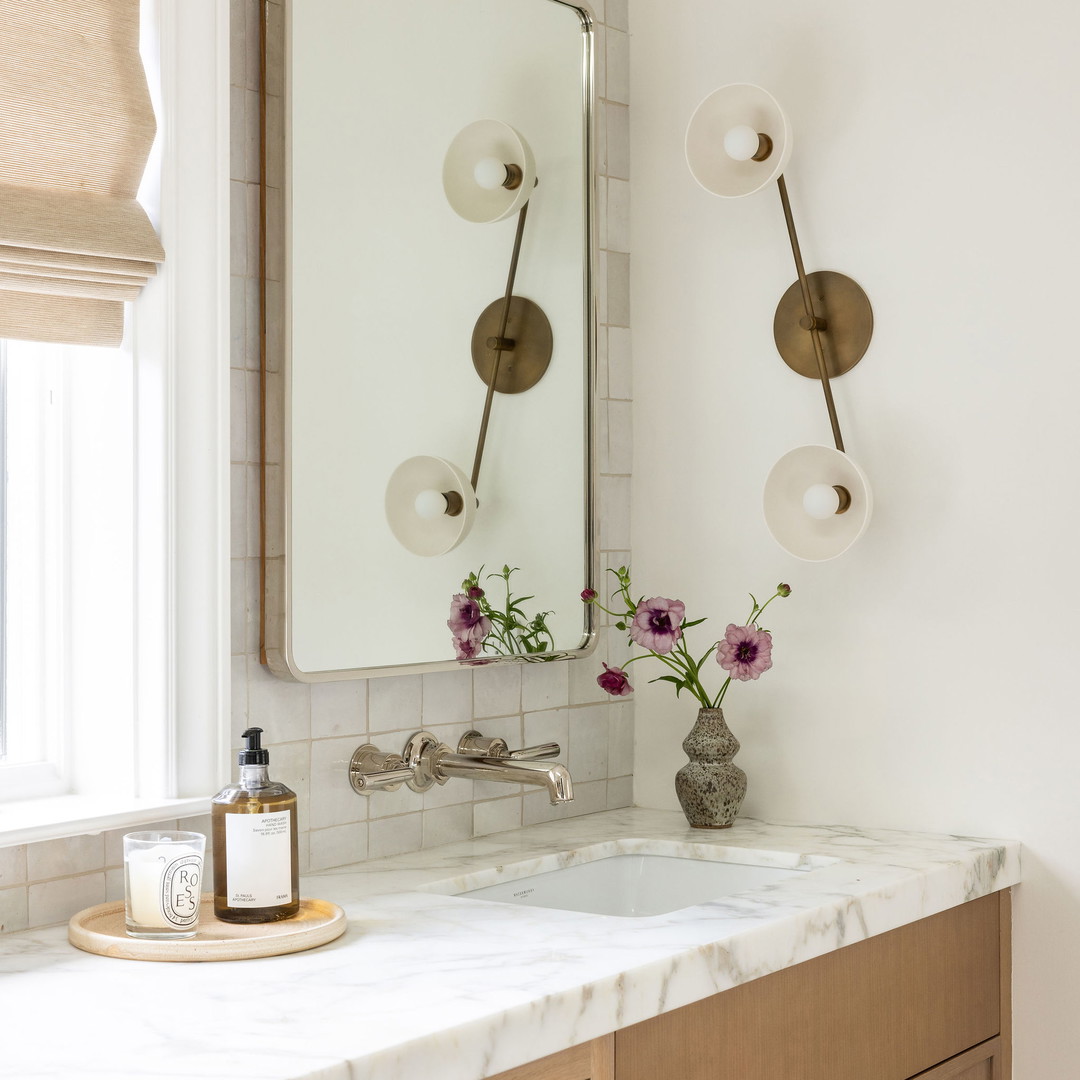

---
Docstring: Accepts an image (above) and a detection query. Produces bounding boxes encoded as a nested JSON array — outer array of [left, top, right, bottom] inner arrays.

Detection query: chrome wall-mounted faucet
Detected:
[[349, 729, 574, 805]]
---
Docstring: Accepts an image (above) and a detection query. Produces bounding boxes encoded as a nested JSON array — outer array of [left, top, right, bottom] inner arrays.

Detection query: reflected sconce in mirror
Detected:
[[685, 84, 873, 561], [385, 120, 552, 557]]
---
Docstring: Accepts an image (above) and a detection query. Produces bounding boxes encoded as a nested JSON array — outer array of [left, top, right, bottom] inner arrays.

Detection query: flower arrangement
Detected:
[[583, 567, 791, 708], [448, 565, 555, 660]]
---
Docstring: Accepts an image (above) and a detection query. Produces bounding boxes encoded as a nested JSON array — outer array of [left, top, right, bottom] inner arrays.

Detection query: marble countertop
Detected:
[[0, 809, 1020, 1080]]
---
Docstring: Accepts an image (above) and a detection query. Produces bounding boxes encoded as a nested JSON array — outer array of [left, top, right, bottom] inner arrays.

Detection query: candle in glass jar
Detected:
[[123, 831, 205, 938]]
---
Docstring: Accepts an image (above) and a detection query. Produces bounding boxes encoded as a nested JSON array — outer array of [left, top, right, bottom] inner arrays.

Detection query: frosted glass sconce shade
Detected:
[[685, 83, 792, 198], [386, 456, 477, 556], [763, 445, 872, 561], [443, 120, 536, 223]]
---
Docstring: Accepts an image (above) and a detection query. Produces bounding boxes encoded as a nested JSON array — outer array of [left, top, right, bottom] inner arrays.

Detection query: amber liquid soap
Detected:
[[212, 727, 300, 923]]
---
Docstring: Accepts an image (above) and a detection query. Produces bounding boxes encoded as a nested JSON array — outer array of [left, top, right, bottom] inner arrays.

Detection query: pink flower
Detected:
[[581, 588, 598, 602], [453, 635, 481, 660], [629, 597, 685, 654], [448, 593, 490, 637], [448, 593, 491, 657], [717, 624, 773, 681], [597, 663, 633, 697]]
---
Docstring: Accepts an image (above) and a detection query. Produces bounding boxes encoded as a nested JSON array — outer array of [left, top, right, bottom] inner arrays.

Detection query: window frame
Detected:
[[0, 0, 230, 844]]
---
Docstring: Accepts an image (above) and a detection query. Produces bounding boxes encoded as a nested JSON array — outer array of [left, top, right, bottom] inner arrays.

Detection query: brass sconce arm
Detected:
[[470, 197, 530, 493], [776, 175, 845, 455]]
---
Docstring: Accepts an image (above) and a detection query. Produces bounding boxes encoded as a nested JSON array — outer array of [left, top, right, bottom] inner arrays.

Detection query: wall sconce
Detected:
[[685, 84, 873, 561], [386, 120, 552, 556]]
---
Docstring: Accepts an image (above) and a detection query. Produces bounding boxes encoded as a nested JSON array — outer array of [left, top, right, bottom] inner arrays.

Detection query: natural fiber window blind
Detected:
[[0, 0, 164, 346]]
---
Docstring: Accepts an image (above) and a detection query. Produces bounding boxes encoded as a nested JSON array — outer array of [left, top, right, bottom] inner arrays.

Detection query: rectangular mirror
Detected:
[[262, 0, 596, 680]]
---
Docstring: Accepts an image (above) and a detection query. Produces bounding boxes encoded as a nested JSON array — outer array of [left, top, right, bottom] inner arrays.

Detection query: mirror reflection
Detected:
[[264, 0, 596, 679]]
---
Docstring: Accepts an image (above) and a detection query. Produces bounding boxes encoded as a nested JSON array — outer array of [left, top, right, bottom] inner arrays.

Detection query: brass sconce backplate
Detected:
[[773, 270, 873, 380], [471, 295, 553, 394]]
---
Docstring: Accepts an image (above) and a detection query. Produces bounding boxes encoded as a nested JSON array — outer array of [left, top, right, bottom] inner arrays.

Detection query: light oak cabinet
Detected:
[[490, 892, 1010, 1080], [615, 891, 1011, 1080]]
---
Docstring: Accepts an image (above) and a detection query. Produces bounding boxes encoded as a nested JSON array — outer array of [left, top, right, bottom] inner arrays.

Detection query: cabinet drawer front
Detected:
[[907, 1036, 1001, 1080], [616, 895, 1002, 1080]]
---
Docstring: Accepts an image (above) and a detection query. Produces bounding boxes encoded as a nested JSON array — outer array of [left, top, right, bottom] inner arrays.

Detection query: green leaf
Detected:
[[682, 617, 708, 629], [615, 621, 626, 630], [651, 675, 685, 688]]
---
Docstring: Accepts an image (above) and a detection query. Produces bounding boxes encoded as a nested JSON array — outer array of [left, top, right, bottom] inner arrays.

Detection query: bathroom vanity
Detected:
[[492, 893, 1007, 1079], [0, 809, 1019, 1079]]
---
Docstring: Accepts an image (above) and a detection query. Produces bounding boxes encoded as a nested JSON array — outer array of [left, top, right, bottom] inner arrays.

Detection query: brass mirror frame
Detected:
[[257, 0, 599, 681]]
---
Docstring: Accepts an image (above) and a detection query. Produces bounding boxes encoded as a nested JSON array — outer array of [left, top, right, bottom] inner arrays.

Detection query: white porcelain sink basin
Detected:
[[424, 840, 836, 918]]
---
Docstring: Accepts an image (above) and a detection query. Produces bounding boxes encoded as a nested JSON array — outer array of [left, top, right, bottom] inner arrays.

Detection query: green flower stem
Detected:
[[713, 674, 733, 707], [672, 637, 712, 707], [745, 586, 784, 627], [624, 648, 709, 707]]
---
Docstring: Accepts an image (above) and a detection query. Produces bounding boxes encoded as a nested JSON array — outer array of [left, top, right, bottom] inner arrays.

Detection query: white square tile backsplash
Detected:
[[0, 0, 632, 935]]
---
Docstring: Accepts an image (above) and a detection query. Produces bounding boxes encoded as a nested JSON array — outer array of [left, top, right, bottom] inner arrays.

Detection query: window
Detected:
[[0, 333, 144, 802], [0, 0, 229, 841]]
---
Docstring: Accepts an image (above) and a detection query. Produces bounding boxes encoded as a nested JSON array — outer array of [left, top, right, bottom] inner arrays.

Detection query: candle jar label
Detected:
[[162, 853, 202, 927]]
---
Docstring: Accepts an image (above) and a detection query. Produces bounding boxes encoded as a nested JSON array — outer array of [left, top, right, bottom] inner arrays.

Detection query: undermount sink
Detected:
[[424, 840, 836, 918]]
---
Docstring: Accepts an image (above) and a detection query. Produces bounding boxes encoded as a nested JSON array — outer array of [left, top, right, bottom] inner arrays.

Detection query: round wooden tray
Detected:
[[68, 896, 346, 962]]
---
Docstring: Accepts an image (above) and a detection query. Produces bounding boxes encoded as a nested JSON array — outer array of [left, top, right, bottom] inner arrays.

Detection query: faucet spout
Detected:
[[434, 751, 574, 805]]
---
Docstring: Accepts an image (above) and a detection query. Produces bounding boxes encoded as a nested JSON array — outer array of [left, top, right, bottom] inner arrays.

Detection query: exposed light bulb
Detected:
[[803, 483, 841, 520], [722, 124, 762, 162], [414, 489, 448, 519], [473, 157, 508, 190]]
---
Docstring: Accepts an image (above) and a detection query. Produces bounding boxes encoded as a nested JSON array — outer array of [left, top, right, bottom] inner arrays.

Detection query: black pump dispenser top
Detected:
[[238, 726, 270, 766]]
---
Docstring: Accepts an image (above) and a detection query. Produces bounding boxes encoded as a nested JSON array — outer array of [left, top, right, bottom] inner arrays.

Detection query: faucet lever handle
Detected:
[[349, 745, 414, 794], [457, 731, 509, 757], [506, 742, 561, 761], [457, 730, 561, 761]]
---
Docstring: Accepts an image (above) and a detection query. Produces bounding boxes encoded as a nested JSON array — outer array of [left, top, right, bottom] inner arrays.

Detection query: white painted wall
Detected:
[[629, 0, 1080, 1073]]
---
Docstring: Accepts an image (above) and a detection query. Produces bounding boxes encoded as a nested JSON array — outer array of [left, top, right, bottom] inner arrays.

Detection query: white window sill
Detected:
[[0, 795, 212, 847]]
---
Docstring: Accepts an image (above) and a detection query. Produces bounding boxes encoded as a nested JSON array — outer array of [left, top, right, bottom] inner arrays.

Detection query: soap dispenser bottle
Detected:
[[212, 727, 300, 923]]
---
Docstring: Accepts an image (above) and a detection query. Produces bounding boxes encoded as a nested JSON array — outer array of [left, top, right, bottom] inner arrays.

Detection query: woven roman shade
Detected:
[[0, 0, 164, 346]]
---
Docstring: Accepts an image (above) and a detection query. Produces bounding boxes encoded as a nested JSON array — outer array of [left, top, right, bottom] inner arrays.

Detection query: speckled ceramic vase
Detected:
[[674, 707, 747, 829]]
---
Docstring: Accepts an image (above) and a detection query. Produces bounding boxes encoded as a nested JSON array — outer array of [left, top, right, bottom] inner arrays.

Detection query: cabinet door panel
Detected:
[[616, 895, 1001, 1080]]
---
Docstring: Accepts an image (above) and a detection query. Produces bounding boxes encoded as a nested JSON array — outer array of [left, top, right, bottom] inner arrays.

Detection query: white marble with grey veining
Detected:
[[0, 809, 1020, 1080]]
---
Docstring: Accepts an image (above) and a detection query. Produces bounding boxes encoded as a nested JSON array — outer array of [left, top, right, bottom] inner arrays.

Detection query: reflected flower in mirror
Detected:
[[447, 592, 492, 660], [448, 565, 555, 659]]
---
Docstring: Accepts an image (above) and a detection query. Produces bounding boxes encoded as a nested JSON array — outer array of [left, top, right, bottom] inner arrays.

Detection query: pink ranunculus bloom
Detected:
[[716, 623, 773, 681], [629, 597, 686, 655], [597, 662, 633, 697], [449, 592, 492, 660], [448, 593, 492, 644], [453, 635, 481, 660]]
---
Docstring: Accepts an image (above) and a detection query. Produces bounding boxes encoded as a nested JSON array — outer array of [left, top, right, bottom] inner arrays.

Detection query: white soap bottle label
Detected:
[[224, 810, 293, 907]]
